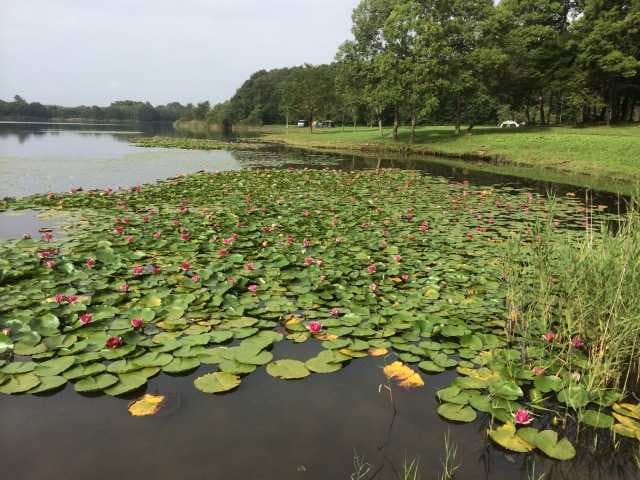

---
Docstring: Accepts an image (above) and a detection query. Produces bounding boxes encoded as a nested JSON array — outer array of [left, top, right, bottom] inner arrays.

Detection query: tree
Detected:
[[574, 0, 640, 124], [288, 64, 336, 133]]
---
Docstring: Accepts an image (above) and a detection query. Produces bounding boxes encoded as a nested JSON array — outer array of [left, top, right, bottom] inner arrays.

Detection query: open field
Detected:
[[261, 124, 640, 184]]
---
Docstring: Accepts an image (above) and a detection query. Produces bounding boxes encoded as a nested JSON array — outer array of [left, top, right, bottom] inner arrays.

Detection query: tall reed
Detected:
[[503, 197, 640, 396]]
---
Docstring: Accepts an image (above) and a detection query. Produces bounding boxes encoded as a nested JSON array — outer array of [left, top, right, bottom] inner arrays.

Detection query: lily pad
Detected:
[[194, 372, 241, 393], [266, 359, 310, 380]]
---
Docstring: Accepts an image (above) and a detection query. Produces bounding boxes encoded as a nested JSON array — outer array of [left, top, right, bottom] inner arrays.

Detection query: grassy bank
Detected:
[[263, 124, 640, 184]]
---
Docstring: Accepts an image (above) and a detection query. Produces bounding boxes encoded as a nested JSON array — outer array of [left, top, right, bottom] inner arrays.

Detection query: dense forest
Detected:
[[209, 0, 640, 136], [0, 95, 211, 123]]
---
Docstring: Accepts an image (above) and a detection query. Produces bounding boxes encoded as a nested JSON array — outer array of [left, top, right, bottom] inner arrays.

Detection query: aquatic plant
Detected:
[[0, 169, 638, 463], [130, 136, 264, 151]]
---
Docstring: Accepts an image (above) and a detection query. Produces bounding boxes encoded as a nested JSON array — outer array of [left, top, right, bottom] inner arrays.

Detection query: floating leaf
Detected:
[[29, 376, 67, 394], [194, 372, 241, 393], [580, 410, 614, 429], [383, 361, 424, 388], [488, 423, 535, 453], [0, 373, 40, 394], [128, 394, 165, 416], [163, 357, 200, 373], [75, 373, 118, 393], [437, 403, 477, 423], [266, 360, 310, 380], [532, 430, 576, 460]]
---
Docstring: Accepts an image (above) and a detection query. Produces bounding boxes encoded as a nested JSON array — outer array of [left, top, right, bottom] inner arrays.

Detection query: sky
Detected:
[[0, 0, 360, 107]]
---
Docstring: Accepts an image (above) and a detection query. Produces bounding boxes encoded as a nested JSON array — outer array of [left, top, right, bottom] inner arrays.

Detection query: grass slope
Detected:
[[263, 124, 640, 183]]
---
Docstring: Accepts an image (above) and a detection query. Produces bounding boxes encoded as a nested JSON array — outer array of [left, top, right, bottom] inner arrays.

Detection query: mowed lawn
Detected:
[[264, 124, 640, 182]]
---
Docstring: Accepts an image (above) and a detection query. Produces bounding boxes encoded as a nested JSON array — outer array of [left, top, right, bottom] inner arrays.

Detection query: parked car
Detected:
[[316, 120, 335, 128], [297, 120, 308, 128], [499, 120, 520, 128]]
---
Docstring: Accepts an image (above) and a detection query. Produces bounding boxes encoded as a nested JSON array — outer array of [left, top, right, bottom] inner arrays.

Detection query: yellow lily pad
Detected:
[[128, 394, 165, 417], [383, 361, 424, 389]]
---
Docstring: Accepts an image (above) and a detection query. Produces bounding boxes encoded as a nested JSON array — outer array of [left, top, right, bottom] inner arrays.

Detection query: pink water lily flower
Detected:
[[46, 260, 56, 269], [570, 336, 584, 349], [303, 209, 310, 217], [41, 231, 54, 242], [369, 283, 378, 292], [66, 295, 79, 304], [401, 274, 410, 283], [180, 261, 190, 271], [514, 408, 533, 425], [304, 256, 316, 266], [532, 366, 546, 376], [330, 307, 340, 317], [54, 293, 66, 304], [302, 238, 311, 248], [542, 331, 557, 343], [119, 283, 130, 293], [132, 264, 144, 276], [286, 235, 295, 246], [130, 318, 144, 329], [152, 265, 161, 275], [244, 262, 255, 272], [419, 222, 429, 233], [180, 231, 190, 241], [192, 274, 201, 283], [247, 284, 258, 294], [38, 250, 53, 259], [105, 336, 124, 349], [126, 235, 135, 244], [307, 321, 322, 334], [113, 226, 124, 235], [218, 248, 228, 257], [393, 255, 402, 262], [79, 313, 93, 325], [152, 231, 162, 239], [85, 258, 96, 268], [367, 264, 377, 274]]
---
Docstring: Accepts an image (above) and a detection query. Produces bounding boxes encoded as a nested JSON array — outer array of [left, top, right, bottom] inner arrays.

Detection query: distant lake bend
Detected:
[[0, 121, 241, 198]]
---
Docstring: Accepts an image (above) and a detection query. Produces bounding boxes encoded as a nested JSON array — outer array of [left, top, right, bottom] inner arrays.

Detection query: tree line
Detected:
[[209, 0, 639, 137], [0, 95, 212, 123]]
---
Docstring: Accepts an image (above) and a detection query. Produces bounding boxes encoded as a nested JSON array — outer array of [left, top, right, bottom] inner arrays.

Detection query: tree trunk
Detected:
[[410, 112, 416, 145], [455, 96, 461, 135], [393, 105, 399, 141], [539, 94, 546, 125], [341, 112, 345, 132], [525, 105, 531, 125], [285, 112, 289, 130], [378, 117, 383, 136], [353, 119, 357, 131], [309, 112, 313, 134]]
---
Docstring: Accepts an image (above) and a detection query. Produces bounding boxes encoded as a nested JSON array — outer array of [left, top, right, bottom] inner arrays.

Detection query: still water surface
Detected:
[[0, 122, 635, 480]]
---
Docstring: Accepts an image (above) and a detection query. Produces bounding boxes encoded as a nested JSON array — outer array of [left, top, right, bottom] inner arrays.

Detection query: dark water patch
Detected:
[[1, 342, 636, 480]]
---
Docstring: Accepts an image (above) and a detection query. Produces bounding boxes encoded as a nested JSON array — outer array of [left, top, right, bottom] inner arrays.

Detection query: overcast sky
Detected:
[[0, 0, 360, 107]]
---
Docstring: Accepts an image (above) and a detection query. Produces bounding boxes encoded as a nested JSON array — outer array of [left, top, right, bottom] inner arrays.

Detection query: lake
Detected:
[[0, 122, 634, 480]]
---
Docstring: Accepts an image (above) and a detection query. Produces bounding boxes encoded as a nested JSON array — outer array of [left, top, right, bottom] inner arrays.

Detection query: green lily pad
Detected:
[[580, 409, 614, 429], [194, 372, 241, 393], [163, 357, 200, 373], [437, 403, 477, 423], [29, 376, 67, 394], [266, 359, 310, 380], [75, 373, 119, 393], [0, 373, 40, 394]]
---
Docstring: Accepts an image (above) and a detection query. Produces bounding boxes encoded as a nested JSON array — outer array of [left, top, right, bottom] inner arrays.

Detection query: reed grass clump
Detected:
[[504, 198, 640, 397]]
